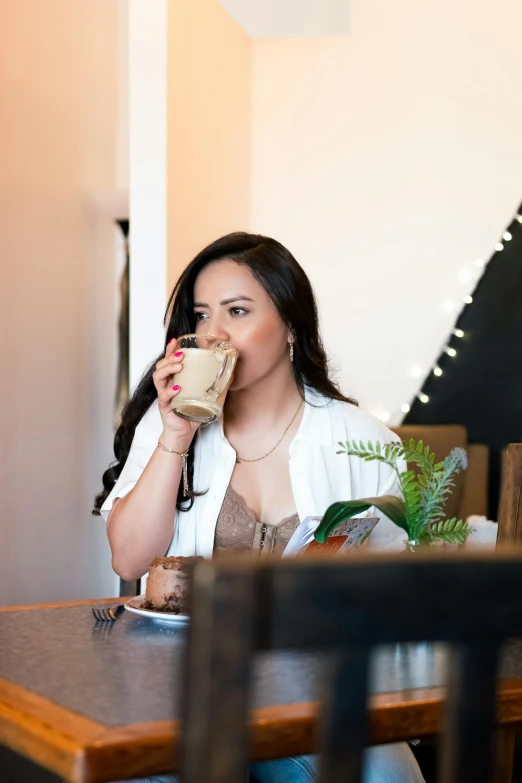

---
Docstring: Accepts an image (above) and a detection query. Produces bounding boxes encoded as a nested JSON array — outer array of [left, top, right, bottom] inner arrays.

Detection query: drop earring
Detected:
[[289, 342, 294, 362]]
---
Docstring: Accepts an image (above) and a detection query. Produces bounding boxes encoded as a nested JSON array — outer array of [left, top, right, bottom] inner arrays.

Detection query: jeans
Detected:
[[113, 741, 425, 783]]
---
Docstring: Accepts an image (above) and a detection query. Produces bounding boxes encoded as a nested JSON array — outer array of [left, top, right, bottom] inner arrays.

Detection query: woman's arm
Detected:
[[106, 338, 198, 581], [107, 430, 189, 581]]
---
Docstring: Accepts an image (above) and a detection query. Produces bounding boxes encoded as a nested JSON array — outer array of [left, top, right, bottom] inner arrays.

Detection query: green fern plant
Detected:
[[314, 439, 473, 549]]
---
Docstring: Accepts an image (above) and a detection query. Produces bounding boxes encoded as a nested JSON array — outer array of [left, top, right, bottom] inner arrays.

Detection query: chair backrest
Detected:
[[391, 424, 490, 519], [182, 551, 522, 783], [119, 577, 141, 597], [496, 444, 522, 546]]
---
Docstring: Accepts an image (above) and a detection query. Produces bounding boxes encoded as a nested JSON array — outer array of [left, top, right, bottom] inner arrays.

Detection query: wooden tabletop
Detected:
[[2, 598, 522, 783]]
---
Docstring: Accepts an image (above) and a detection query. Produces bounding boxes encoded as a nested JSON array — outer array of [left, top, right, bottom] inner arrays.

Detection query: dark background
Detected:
[[404, 205, 522, 518]]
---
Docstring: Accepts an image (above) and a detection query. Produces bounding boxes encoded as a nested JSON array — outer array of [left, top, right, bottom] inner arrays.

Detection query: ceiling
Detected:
[[217, 0, 349, 40]]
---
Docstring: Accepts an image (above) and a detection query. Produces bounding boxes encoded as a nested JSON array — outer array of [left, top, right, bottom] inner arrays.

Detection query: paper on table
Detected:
[[282, 515, 379, 558]]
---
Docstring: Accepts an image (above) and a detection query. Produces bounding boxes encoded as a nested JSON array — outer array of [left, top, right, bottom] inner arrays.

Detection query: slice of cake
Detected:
[[144, 556, 193, 614]]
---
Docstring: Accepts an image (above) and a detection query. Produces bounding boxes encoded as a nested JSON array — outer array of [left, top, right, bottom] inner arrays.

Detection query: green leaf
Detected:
[[417, 440, 424, 453], [427, 518, 474, 546], [376, 442, 381, 454], [314, 496, 408, 542]]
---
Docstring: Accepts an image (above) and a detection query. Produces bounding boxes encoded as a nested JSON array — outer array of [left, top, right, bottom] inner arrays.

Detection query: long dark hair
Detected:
[[93, 232, 357, 515]]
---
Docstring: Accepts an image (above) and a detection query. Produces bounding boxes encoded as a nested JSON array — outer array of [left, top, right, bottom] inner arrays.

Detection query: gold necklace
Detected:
[[235, 400, 304, 464]]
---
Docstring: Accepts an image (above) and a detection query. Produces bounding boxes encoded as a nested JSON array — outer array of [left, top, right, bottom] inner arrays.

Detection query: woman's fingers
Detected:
[[153, 347, 184, 395], [157, 384, 181, 412], [165, 338, 180, 358], [153, 338, 185, 406], [155, 348, 183, 371], [154, 361, 183, 383]]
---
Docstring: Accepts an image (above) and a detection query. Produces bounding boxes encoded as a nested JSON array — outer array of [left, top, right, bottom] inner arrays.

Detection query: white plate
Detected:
[[124, 595, 189, 625]]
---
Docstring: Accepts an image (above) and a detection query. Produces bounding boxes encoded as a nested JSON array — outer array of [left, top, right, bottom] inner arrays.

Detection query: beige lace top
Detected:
[[213, 485, 300, 558]]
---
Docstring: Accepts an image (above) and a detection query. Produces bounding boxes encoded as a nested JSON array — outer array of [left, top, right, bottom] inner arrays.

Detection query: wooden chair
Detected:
[[182, 551, 522, 783], [493, 444, 522, 782], [496, 444, 522, 547], [391, 424, 489, 519], [119, 577, 140, 597]]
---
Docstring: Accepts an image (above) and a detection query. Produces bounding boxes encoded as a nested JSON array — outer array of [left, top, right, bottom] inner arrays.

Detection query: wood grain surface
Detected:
[[4, 673, 522, 781]]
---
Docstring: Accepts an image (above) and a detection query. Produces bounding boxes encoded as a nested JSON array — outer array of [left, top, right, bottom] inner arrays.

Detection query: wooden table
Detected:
[[2, 599, 522, 783]]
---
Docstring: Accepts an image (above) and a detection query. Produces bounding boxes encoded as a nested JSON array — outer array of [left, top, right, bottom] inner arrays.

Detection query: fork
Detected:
[[91, 604, 125, 622]]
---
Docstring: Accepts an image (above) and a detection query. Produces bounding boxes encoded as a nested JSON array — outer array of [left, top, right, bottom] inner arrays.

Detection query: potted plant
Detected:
[[314, 439, 473, 550]]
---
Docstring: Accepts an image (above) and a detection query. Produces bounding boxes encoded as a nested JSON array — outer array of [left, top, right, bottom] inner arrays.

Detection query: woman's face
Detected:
[[192, 260, 292, 391]]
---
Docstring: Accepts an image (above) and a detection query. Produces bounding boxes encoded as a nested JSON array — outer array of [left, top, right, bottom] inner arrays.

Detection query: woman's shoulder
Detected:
[[305, 389, 399, 445], [339, 401, 398, 441]]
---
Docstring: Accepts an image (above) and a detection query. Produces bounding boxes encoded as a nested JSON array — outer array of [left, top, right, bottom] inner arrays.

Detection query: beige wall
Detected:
[[0, 0, 120, 604], [251, 0, 522, 421], [167, 0, 251, 291]]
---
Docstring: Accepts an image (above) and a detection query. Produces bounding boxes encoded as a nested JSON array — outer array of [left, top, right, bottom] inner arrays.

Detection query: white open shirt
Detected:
[[101, 388, 407, 557]]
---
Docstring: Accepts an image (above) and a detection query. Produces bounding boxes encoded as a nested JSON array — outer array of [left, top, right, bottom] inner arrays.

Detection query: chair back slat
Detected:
[[497, 444, 522, 546], [264, 558, 522, 648], [490, 443, 522, 782], [438, 643, 499, 783], [182, 564, 256, 783], [119, 577, 140, 597], [317, 650, 369, 783], [183, 552, 522, 783]]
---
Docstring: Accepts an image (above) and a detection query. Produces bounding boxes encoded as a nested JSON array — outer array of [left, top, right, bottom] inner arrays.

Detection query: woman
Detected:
[[95, 232, 422, 783]]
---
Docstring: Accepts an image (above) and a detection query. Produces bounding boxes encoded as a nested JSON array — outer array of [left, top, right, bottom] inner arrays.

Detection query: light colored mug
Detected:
[[171, 334, 238, 423]]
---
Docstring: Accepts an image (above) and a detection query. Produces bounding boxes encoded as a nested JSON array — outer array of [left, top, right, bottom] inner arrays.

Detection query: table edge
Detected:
[[78, 682, 522, 782], [0, 677, 106, 781], [3, 661, 522, 783], [0, 597, 121, 613]]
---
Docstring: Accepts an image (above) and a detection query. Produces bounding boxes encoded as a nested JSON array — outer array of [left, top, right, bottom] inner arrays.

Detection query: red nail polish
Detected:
[[172, 384, 180, 391], [175, 351, 183, 357]]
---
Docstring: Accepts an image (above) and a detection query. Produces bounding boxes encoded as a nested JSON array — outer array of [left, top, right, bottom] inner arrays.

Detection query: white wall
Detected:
[[129, 0, 168, 392], [0, 0, 120, 605], [251, 0, 522, 421], [167, 0, 251, 290]]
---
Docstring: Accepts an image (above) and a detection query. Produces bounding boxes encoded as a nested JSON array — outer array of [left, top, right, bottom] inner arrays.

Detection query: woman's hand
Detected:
[[153, 338, 199, 449]]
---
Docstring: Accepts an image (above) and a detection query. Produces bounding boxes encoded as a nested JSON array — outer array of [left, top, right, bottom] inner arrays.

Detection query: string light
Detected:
[[398, 203, 521, 421]]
